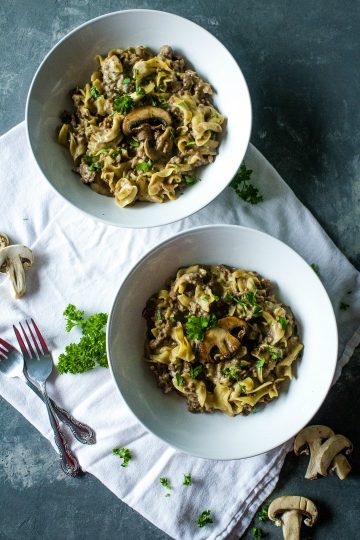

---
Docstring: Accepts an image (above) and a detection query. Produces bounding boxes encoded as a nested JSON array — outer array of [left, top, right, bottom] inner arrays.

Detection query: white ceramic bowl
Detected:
[[107, 225, 338, 460], [26, 10, 251, 228]]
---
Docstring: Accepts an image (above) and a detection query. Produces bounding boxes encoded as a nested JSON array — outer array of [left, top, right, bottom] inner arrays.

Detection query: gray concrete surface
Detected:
[[0, 1, 359, 538]]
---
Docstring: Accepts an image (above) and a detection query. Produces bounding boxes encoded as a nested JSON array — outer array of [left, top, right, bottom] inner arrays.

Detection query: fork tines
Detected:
[[0, 337, 13, 359], [13, 319, 49, 359]]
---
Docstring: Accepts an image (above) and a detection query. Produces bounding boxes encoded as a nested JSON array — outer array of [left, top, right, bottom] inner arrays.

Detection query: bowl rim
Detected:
[[25, 9, 252, 229], [106, 223, 339, 460]]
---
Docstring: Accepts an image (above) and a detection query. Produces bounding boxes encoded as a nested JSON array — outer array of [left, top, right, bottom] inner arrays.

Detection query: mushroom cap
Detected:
[[217, 317, 247, 339], [122, 106, 172, 136], [0, 232, 9, 249], [317, 434, 353, 476], [199, 327, 240, 363], [0, 244, 34, 271], [293, 424, 335, 455], [268, 496, 318, 527]]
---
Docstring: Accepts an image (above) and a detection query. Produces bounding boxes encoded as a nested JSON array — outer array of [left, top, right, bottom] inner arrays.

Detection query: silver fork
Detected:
[[13, 319, 81, 477], [0, 337, 96, 445]]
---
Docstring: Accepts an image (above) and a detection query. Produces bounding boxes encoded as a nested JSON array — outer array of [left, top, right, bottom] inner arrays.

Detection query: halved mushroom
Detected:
[[122, 106, 173, 160], [293, 425, 335, 479], [268, 496, 318, 540], [0, 234, 34, 299], [199, 327, 240, 363], [316, 434, 353, 480], [0, 232, 9, 249], [217, 316, 247, 339]]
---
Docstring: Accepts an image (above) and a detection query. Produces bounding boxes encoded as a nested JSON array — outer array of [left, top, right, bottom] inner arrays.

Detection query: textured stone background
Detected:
[[0, 1, 359, 538]]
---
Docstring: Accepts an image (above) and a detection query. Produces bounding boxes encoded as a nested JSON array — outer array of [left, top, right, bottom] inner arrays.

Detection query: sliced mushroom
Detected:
[[0, 232, 9, 249], [316, 434, 353, 480], [268, 496, 318, 540], [217, 316, 247, 339], [122, 106, 173, 160], [0, 236, 34, 299], [293, 425, 335, 479], [199, 327, 240, 363]]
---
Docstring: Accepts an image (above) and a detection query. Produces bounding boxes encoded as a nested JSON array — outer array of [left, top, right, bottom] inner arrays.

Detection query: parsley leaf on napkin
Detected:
[[57, 304, 108, 374]]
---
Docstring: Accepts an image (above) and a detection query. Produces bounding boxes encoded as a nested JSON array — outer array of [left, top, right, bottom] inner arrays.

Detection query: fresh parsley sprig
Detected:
[[185, 314, 217, 340], [230, 163, 263, 204], [197, 510, 213, 528], [257, 505, 269, 522], [160, 476, 172, 496], [57, 304, 108, 374], [183, 473, 192, 486], [113, 94, 134, 113], [113, 447, 132, 467], [189, 364, 205, 379]]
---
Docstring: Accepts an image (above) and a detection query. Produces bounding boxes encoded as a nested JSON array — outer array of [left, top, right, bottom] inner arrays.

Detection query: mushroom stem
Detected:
[[281, 510, 303, 540], [304, 439, 323, 479], [330, 454, 352, 480]]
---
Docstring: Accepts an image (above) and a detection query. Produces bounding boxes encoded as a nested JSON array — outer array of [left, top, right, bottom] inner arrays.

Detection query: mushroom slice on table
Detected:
[[316, 434, 353, 480], [0, 234, 34, 299], [268, 495, 318, 540], [122, 105, 173, 161], [293, 424, 335, 479], [0, 232, 9, 248]]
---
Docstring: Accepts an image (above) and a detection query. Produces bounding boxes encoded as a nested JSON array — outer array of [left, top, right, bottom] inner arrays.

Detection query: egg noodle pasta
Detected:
[[143, 264, 304, 416], [57, 46, 224, 207]]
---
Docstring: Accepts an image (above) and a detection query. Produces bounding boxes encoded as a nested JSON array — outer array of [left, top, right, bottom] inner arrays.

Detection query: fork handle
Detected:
[[39, 381, 81, 477], [23, 375, 96, 444]]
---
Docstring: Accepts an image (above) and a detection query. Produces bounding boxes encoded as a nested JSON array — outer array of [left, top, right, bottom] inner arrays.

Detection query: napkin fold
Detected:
[[1, 122, 359, 540]]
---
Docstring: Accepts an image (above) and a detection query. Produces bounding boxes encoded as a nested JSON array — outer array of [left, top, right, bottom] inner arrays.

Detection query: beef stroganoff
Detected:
[[143, 264, 303, 416], [58, 46, 224, 207]]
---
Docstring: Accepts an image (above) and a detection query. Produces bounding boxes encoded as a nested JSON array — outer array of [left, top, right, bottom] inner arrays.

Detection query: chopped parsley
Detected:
[[123, 77, 131, 84], [255, 358, 266, 369], [113, 447, 132, 467], [128, 137, 140, 148], [113, 94, 134, 113], [90, 86, 100, 99], [340, 302, 350, 311], [57, 304, 108, 374], [83, 153, 104, 171], [251, 527, 264, 538], [265, 346, 282, 360], [230, 163, 263, 205], [257, 505, 269, 522], [176, 374, 184, 386], [160, 477, 172, 495], [135, 82, 146, 95], [185, 314, 217, 340], [233, 291, 263, 318], [277, 316, 288, 330], [310, 263, 320, 276], [197, 510, 213, 528], [136, 160, 154, 172], [189, 364, 205, 379], [183, 473, 192, 486], [252, 407, 258, 414], [184, 175, 200, 186], [185, 141, 196, 148], [155, 311, 163, 320], [222, 367, 242, 381]]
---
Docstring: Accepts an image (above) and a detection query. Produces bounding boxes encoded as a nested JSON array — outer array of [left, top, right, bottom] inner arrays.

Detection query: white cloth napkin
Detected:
[[1, 122, 359, 540]]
